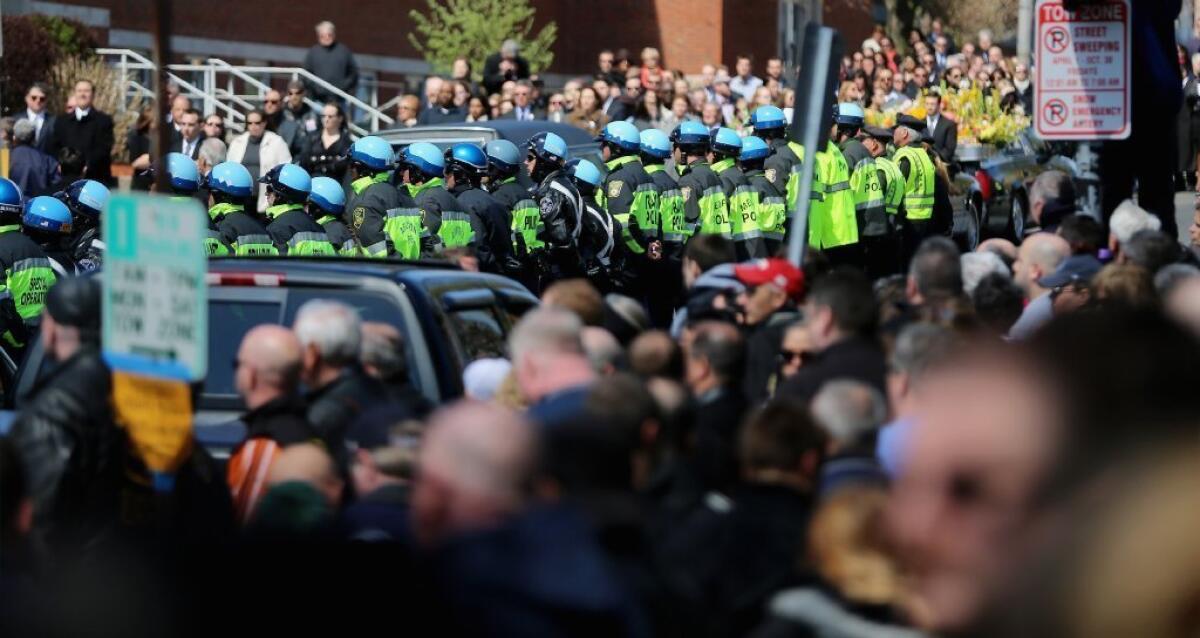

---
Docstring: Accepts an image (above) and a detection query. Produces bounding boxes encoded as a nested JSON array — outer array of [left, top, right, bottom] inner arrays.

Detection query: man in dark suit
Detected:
[[499, 81, 544, 121], [482, 40, 531, 95], [683, 321, 748, 492], [47, 79, 114, 186], [177, 108, 205, 159], [14, 83, 57, 153], [924, 92, 958, 164]]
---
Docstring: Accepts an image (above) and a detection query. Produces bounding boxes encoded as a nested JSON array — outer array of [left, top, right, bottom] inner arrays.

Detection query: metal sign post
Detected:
[[786, 23, 843, 268]]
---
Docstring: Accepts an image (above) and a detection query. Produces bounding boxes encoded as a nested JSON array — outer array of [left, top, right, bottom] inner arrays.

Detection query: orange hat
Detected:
[[733, 258, 805, 300]]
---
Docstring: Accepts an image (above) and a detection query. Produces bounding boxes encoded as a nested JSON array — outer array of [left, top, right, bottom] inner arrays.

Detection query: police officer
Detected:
[[860, 125, 906, 276], [484, 140, 530, 213], [55, 179, 109, 272], [753, 105, 806, 216], [445, 143, 514, 275], [597, 121, 658, 266], [524, 131, 584, 287], [639, 128, 686, 327], [164, 152, 202, 201], [672, 121, 729, 242], [260, 164, 336, 256], [807, 111, 860, 267], [399, 142, 473, 254], [23, 196, 77, 277], [739, 135, 787, 256], [893, 114, 937, 265], [569, 158, 622, 293], [836, 104, 891, 277], [346, 135, 408, 258], [0, 179, 56, 352], [710, 127, 766, 261], [309, 176, 357, 256], [206, 161, 276, 256]]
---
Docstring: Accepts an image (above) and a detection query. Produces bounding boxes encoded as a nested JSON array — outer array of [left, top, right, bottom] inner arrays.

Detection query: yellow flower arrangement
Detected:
[[865, 83, 1031, 147]]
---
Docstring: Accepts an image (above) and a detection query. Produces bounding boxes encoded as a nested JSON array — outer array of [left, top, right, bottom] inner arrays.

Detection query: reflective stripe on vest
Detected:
[[548, 179, 584, 240], [288, 231, 337, 256], [810, 144, 858, 249], [760, 195, 787, 241], [850, 158, 888, 238], [204, 229, 231, 256], [588, 206, 616, 266], [698, 185, 731, 236], [729, 184, 763, 242], [632, 182, 661, 237], [385, 207, 425, 260], [875, 157, 905, 217], [510, 198, 545, 252], [234, 234, 279, 257], [895, 146, 936, 220], [8, 257, 56, 321], [438, 210, 475, 248]]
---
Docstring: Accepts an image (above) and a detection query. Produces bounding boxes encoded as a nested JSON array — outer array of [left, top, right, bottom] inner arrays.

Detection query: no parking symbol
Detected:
[[1043, 99, 1068, 126]]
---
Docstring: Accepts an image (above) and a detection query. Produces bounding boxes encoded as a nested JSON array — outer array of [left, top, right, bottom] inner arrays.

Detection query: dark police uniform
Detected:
[[346, 174, 409, 258]]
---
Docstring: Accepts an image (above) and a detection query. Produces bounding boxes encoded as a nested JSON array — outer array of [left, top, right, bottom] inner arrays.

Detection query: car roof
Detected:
[[206, 257, 535, 295]]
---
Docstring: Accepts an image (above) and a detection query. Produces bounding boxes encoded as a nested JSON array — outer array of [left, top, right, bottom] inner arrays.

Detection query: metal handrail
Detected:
[[231, 65, 394, 130], [207, 58, 369, 137]]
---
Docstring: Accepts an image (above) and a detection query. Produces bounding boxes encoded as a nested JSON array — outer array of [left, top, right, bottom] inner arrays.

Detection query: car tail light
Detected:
[[975, 170, 993, 201], [206, 272, 285, 287]]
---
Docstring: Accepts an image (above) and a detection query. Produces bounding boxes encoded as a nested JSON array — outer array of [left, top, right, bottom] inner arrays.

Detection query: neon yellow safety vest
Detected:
[[265, 203, 337, 256], [383, 207, 426, 260], [810, 142, 858, 249], [849, 157, 888, 238], [645, 164, 688, 244], [875, 157, 906, 218], [713, 158, 764, 248], [0, 227, 56, 324], [351, 172, 390, 195], [511, 198, 544, 253], [894, 146, 936, 220]]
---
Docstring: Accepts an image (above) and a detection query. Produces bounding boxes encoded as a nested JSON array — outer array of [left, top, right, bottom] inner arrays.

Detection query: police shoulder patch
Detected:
[[765, 168, 778, 184], [352, 207, 366, 229], [681, 186, 692, 202], [608, 180, 625, 199]]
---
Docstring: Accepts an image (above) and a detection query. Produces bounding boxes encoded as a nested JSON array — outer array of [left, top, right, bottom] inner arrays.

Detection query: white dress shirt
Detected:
[[182, 136, 198, 158], [75, 107, 91, 121], [26, 109, 45, 138]]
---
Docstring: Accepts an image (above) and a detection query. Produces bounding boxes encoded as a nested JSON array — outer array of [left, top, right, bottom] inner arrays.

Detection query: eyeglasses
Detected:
[[550, 100, 564, 106], [781, 350, 812, 365], [28, 94, 46, 102]]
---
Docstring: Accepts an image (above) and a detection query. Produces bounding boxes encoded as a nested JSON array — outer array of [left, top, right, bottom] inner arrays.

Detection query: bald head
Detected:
[[412, 401, 537, 546], [237, 325, 302, 408], [1015, 233, 1070, 297], [268, 443, 343, 507]]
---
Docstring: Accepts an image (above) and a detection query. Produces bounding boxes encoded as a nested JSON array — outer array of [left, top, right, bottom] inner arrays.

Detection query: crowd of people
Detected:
[[1, 14, 1199, 638]]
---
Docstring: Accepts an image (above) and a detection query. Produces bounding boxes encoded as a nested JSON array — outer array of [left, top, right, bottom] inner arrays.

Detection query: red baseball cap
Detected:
[[733, 258, 805, 300]]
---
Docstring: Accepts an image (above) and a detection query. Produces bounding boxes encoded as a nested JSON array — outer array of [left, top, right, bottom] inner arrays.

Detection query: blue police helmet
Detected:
[[349, 136, 395, 172], [598, 120, 641, 153], [639, 129, 672, 160], [835, 102, 866, 127], [61, 179, 111, 220], [750, 105, 787, 131], [527, 132, 569, 165], [670, 121, 710, 148], [260, 163, 312, 202], [23, 196, 74, 235], [166, 152, 200, 193], [739, 135, 771, 162], [309, 176, 346, 216], [403, 142, 445, 178], [710, 127, 743, 156], [571, 159, 603, 190], [207, 162, 255, 198], [0, 178, 24, 216], [485, 139, 522, 173], [445, 143, 489, 176]]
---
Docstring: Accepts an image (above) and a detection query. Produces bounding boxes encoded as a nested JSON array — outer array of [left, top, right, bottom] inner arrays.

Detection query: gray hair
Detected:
[[1109, 199, 1161, 245], [1154, 263, 1200, 297], [293, 299, 363, 366], [501, 39, 520, 57], [198, 137, 227, 166], [508, 306, 584, 363], [581, 327, 625, 373], [315, 21, 335, 34], [361, 326, 408, 382], [960, 251, 1010, 296], [896, 125, 920, 144], [889, 322, 955, 380], [1029, 170, 1074, 210], [12, 119, 35, 145], [811, 380, 888, 447]]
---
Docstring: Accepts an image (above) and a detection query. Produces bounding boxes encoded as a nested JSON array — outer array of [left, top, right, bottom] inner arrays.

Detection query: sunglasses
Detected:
[[28, 94, 46, 102], [781, 350, 813, 364]]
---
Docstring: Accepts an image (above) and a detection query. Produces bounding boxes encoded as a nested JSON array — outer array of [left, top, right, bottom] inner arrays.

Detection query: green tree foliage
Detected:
[[0, 15, 97, 115], [408, 0, 557, 79]]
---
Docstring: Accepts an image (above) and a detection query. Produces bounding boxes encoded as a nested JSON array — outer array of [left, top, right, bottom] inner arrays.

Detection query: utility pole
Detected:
[[152, 0, 173, 193], [1018, 0, 1034, 61]]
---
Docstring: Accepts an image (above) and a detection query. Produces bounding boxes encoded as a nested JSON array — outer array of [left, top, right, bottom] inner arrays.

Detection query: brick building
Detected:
[[14, 0, 875, 97]]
